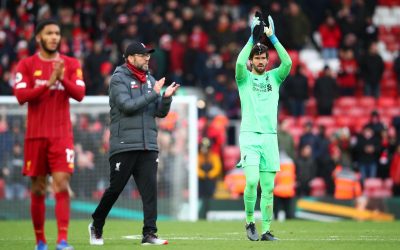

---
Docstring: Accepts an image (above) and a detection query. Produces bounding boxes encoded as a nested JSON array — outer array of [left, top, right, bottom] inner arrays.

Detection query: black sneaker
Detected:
[[88, 223, 104, 245], [245, 222, 259, 241], [261, 231, 278, 241], [141, 233, 168, 245]]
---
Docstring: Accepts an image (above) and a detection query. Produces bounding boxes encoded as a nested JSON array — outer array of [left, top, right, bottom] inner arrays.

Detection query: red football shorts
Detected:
[[23, 137, 75, 176]]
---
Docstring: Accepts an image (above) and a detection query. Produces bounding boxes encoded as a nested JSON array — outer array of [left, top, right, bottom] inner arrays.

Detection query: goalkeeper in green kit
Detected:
[[235, 12, 292, 241]]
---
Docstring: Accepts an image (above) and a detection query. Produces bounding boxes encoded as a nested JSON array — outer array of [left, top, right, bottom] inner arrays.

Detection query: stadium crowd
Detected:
[[1, 0, 400, 201]]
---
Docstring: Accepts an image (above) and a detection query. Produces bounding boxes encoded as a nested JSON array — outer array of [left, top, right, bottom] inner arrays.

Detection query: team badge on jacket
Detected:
[[131, 81, 138, 89]]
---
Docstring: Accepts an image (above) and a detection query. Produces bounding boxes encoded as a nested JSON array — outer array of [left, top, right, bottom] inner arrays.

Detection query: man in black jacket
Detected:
[[360, 42, 384, 98], [89, 41, 179, 246], [314, 65, 338, 115]]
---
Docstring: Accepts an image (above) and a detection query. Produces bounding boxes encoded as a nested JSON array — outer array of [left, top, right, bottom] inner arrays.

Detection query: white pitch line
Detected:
[[121, 235, 400, 242]]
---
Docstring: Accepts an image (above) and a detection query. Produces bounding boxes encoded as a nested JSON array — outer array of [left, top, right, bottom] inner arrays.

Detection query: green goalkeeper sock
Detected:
[[260, 171, 276, 233], [243, 165, 259, 223]]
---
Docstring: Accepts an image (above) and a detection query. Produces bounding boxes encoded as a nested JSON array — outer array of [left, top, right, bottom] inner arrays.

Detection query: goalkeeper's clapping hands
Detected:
[[264, 15, 278, 45], [249, 15, 261, 44]]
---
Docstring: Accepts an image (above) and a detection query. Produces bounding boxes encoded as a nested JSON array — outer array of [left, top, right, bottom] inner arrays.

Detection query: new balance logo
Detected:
[[115, 162, 121, 171]]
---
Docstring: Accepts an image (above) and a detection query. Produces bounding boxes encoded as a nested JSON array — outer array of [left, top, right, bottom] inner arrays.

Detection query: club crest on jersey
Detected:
[[15, 72, 23, 83], [76, 68, 83, 79], [131, 81, 138, 89], [33, 70, 42, 76]]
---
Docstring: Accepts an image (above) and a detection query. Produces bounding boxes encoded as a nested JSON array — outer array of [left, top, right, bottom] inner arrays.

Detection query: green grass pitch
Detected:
[[0, 220, 399, 250]]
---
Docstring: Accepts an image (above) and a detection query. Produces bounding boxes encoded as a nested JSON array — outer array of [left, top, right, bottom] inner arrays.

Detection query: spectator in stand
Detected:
[[359, 42, 384, 98], [268, 1, 289, 47], [286, 2, 311, 50], [73, 143, 95, 198], [3, 142, 26, 200], [394, 51, 400, 94], [361, 16, 378, 50], [319, 144, 341, 196], [84, 41, 110, 95], [333, 128, 353, 167], [337, 5, 362, 38], [389, 144, 400, 196], [340, 33, 362, 60], [295, 144, 317, 196], [170, 33, 187, 84], [197, 137, 222, 219], [285, 64, 309, 117], [337, 48, 358, 96], [0, 70, 13, 95], [315, 125, 331, 163], [278, 119, 296, 159], [314, 65, 338, 115], [365, 110, 385, 141], [299, 121, 318, 159], [377, 127, 397, 179], [318, 14, 342, 61], [353, 125, 381, 181]]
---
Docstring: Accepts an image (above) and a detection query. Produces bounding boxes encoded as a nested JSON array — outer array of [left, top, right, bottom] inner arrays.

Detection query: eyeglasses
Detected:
[[135, 53, 151, 59]]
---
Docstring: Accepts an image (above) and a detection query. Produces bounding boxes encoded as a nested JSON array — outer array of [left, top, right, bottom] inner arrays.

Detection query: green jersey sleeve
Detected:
[[269, 42, 292, 85], [235, 41, 253, 84]]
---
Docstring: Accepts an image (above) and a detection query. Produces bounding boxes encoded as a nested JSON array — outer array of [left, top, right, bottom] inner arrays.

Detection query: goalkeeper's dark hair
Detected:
[[35, 19, 60, 35], [249, 43, 269, 60]]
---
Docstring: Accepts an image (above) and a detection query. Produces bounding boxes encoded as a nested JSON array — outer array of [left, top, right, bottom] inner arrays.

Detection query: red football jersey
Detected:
[[14, 53, 85, 138]]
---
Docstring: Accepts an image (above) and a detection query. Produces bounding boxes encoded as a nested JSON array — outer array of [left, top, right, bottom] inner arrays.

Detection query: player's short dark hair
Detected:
[[249, 43, 269, 60], [35, 19, 60, 35]]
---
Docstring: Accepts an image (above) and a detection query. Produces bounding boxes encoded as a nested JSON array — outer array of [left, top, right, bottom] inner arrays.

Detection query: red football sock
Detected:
[[31, 193, 46, 244], [55, 191, 70, 243]]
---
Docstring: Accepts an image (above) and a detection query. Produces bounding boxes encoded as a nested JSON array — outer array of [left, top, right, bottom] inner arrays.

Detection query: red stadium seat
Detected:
[[315, 116, 336, 127], [336, 97, 357, 109], [0, 179, 5, 199], [346, 107, 367, 117], [222, 145, 241, 172], [381, 78, 397, 88], [357, 96, 376, 110], [363, 178, 384, 198], [305, 98, 317, 116], [377, 97, 396, 108], [288, 126, 303, 146], [297, 116, 314, 127], [382, 106, 400, 118], [383, 178, 393, 197], [335, 115, 353, 128]]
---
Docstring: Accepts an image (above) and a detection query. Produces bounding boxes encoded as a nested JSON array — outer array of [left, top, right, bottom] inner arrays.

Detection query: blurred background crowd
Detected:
[[1, 0, 400, 205]]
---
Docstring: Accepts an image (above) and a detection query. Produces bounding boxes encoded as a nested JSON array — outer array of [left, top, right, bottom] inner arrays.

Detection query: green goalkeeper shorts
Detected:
[[237, 132, 280, 172]]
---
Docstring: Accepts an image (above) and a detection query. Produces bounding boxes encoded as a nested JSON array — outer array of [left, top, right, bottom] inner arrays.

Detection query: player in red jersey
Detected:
[[13, 19, 85, 250]]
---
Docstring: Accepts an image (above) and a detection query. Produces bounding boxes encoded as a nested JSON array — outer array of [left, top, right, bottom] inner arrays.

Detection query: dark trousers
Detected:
[[92, 150, 158, 235], [274, 196, 295, 219]]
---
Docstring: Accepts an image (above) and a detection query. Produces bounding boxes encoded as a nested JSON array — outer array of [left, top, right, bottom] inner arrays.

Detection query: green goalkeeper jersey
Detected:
[[235, 41, 292, 134]]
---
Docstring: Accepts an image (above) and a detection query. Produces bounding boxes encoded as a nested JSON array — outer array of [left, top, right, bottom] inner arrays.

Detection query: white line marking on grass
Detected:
[[122, 235, 243, 241], [121, 235, 400, 242]]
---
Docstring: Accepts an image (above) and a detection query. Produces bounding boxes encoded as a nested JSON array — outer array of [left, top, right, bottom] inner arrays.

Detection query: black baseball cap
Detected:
[[124, 41, 155, 57]]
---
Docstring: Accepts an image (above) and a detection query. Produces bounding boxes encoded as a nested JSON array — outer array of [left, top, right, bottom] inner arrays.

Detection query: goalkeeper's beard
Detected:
[[253, 64, 266, 74]]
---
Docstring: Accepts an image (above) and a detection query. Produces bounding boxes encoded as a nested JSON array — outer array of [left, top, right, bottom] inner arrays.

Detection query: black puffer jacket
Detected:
[[108, 64, 172, 158]]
